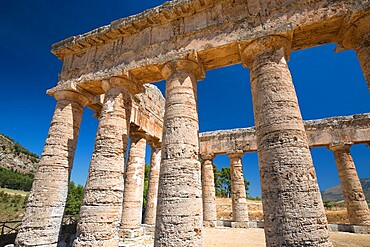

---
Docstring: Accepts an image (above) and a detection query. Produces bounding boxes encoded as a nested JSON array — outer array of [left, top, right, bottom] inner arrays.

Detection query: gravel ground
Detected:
[[204, 228, 370, 247]]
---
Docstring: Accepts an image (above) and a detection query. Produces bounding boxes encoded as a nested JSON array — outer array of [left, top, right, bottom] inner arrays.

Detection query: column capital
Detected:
[[241, 35, 292, 68], [227, 150, 244, 159], [336, 13, 370, 51], [130, 130, 148, 141], [200, 153, 215, 161], [53, 90, 89, 106], [328, 142, 353, 151], [148, 140, 161, 149], [161, 59, 205, 81], [102, 73, 144, 95]]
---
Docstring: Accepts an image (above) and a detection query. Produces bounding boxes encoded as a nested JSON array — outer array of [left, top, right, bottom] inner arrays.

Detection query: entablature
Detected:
[[51, 0, 369, 95], [199, 113, 370, 154]]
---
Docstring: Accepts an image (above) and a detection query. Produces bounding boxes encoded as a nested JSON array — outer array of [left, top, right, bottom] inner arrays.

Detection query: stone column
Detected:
[[201, 153, 217, 227], [154, 59, 204, 246], [16, 90, 87, 247], [228, 151, 249, 224], [241, 35, 332, 246], [143, 144, 162, 225], [329, 143, 370, 226], [120, 131, 147, 233], [337, 14, 370, 90], [73, 78, 133, 247]]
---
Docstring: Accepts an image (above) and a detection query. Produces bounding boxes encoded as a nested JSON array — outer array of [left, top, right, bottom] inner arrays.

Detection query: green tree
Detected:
[[212, 165, 249, 198], [12, 141, 39, 158], [323, 200, 334, 209], [143, 164, 150, 208], [0, 168, 34, 191], [214, 166, 231, 197], [64, 181, 84, 215]]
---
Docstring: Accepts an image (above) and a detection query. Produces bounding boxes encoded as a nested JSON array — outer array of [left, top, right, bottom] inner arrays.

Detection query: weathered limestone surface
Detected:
[[50, 0, 369, 92], [155, 60, 204, 246], [31, 0, 370, 246], [121, 132, 147, 231], [74, 80, 132, 247], [144, 146, 162, 225], [228, 152, 249, 223], [242, 35, 332, 246], [200, 153, 217, 227], [130, 84, 165, 142], [329, 143, 370, 226], [199, 113, 370, 154], [49, 82, 165, 143], [16, 90, 87, 247]]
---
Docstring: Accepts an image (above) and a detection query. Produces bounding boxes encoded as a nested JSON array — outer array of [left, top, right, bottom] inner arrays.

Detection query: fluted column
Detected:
[[337, 14, 370, 90], [201, 153, 217, 227], [74, 78, 133, 247], [120, 131, 147, 231], [228, 151, 249, 223], [143, 144, 162, 225], [16, 90, 87, 247], [154, 59, 205, 246], [329, 143, 370, 226], [242, 35, 332, 246]]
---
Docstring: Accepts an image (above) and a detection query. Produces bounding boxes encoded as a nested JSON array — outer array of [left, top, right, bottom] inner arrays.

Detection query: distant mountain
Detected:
[[0, 133, 39, 174], [321, 178, 370, 202]]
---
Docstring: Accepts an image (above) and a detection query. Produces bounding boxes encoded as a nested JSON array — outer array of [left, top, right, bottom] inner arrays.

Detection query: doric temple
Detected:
[[15, 0, 369, 246]]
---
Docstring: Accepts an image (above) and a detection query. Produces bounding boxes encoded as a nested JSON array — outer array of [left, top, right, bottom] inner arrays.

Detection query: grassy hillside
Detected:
[[0, 183, 84, 222], [0, 189, 28, 221], [321, 178, 370, 203], [0, 188, 29, 197], [0, 133, 39, 174]]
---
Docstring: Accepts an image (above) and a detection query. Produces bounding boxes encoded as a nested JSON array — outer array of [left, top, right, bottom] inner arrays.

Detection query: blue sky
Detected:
[[1, 1, 369, 197]]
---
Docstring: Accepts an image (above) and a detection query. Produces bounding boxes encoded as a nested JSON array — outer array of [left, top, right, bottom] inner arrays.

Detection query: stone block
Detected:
[[231, 221, 249, 228], [143, 224, 155, 237], [216, 220, 224, 227], [248, 221, 258, 228], [256, 221, 265, 228], [120, 227, 145, 239], [328, 224, 339, 232], [203, 220, 217, 228], [351, 225, 370, 234], [223, 220, 232, 227]]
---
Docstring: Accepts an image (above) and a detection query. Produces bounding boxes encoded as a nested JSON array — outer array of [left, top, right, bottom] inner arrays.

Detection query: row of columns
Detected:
[[201, 151, 250, 226], [17, 13, 369, 246], [329, 143, 370, 226], [201, 143, 370, 229], [153, 34, 334, 246], [15, 79, 162, 246]]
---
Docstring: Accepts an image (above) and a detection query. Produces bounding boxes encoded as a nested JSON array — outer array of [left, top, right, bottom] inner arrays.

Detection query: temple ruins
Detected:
[[16, 0, 369, 246]]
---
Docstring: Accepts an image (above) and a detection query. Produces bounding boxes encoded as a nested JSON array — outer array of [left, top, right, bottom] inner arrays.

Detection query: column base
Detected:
[[231, 221, 250, 228], [203, 220, 217, 228], [119, 227, 145, 239], [328, 224, 370, 234], [218, 220, 264, 228], [118, 225, 155, 247]]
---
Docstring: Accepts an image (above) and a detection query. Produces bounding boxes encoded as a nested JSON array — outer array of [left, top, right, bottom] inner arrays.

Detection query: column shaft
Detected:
[[243, 36, 332, 246], [229, 153, 249, 222], [144, 146, 162, 225], [331, 145, 370, 225], [154, 60, 204, 246], [121, 133, 147, 230], [201, 154, 217, 226], [74, 84, 131, 247], [16, 91, 86, 247]]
